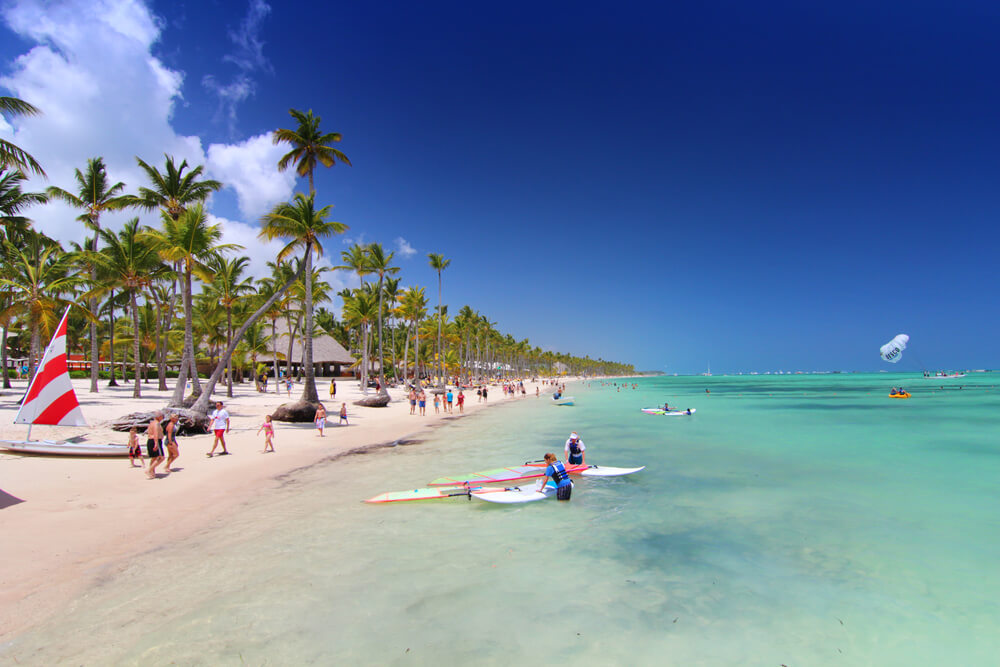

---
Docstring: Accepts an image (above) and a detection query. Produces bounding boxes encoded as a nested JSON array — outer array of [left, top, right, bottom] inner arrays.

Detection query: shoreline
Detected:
[[0, 375, 585, 640]]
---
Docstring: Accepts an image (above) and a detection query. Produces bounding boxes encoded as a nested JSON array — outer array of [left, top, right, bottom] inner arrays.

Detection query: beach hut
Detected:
[[266, 324, 355, 377]]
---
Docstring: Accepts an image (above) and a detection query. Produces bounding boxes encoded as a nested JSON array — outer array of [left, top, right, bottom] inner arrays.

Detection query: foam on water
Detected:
[[5, 374, 1000, 665]]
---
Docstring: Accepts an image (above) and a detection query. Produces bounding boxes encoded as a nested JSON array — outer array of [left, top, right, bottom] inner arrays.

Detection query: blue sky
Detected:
[[1, 0, 998, 372]]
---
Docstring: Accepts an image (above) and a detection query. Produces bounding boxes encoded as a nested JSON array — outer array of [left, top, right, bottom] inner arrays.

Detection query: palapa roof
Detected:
[[265, 319, 354, 365]]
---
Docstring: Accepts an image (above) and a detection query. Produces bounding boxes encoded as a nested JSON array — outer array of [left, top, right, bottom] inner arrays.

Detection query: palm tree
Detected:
[[0, 96, 45, 176], [342, 289, 378, 390], [0, 231, 80, 378], [273, 108, 351, 196], [47, 157, 131, 393], [397, 286, 427, 384], [259, 193, 347, 412], [206, 255, 253, 397], [141, 204, 239, 406], [90, 219, 164, 397], [427, 253, 451, 384], [1, 168, 47, 238], [0, 169, 47, 388], [366, 243, 399, 391], [131, 155, 223, 221]]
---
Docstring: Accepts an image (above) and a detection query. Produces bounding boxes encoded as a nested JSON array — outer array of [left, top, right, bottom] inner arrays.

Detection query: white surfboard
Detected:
[[579, 465, 645, 477], [472, 481, 568, 504]]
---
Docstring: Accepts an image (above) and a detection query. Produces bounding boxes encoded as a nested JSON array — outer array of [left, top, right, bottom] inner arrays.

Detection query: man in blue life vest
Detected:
[[564, 432, 586, 466], [542, 452, 572, 501]]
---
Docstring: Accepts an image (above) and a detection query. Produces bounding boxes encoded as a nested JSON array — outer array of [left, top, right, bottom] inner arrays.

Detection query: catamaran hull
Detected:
[[0, 440, 130, 457]]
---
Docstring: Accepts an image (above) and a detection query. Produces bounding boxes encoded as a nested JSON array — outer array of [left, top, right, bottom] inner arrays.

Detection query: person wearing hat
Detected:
[[564, 432, 586, 466]]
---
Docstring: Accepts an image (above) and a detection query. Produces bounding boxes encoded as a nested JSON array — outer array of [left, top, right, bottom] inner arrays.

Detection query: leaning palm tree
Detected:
[[141, 204, 239, 406], [366, 243, 399, 392], [90, 219, 164, 398], [258, 193, 347, 418], [47, 157, 131, 393], [206, 255, 253, 397], [273, 108, 351, 196], [130, 155, 223, 221], [427, 253, 451, 384], [0, 96, 45, 176]]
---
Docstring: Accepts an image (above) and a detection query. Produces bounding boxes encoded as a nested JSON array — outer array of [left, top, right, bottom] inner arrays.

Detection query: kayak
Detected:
[[889, 392, 911, 399], [552, 396, 575, 406], [427, 464, 588, 487], [472, 480, 570, 504], [641, 408, 696, 416]]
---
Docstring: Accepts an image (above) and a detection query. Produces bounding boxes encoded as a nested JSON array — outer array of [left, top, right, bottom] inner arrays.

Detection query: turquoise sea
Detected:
[[5, 373, 1000, 665]]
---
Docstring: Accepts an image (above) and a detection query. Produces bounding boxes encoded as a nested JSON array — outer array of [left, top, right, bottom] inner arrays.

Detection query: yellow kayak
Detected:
[[889, 392, 911, 399]]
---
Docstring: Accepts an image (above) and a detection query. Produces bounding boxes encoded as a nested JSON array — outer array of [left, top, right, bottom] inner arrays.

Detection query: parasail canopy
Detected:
[[880, 334, 909, 364]]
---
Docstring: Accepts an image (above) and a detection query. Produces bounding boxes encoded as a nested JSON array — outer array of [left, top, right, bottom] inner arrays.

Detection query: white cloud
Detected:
[[394, 236, 417, 258], [0, 0, 294, 280], [205, 133, 295, 219]]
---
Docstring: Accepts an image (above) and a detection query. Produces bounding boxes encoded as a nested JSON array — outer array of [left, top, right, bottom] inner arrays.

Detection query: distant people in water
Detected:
[[553, 391, 562, 400]]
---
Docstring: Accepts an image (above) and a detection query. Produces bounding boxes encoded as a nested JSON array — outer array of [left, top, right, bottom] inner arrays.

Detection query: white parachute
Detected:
[[880, 334, 909, 363]]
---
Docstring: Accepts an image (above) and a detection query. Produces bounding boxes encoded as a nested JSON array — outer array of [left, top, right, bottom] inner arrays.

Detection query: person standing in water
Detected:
[[542, 452, 572, 501], [564, 432, 586, 466]]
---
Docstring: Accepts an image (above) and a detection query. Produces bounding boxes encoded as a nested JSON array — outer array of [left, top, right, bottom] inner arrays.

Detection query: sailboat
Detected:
[[0, 309, 128, 456], [700, 362, 712, 377]]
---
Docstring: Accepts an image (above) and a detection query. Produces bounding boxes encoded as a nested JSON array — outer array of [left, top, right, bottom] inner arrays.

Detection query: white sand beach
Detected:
[[0, 376, 563, 639]]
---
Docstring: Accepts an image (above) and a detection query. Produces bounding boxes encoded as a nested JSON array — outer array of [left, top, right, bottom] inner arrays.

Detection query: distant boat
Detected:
[[700, 363, 712, 377]]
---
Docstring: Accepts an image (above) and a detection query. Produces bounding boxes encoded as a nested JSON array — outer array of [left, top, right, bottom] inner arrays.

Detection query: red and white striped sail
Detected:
[[14, 309, 87, 427]]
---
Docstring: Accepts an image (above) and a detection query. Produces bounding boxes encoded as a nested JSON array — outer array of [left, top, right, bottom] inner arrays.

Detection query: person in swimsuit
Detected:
[[163, 413, 180, 473], [456, 390, 465, 413], [433, 394, 441, 414], [329, 377, 336, 398], [564, 432, 586, 466], [315, 404, 327, 436], [145, 412, 164, 479], [446, 389, 454, 413], [542, 452, 573, 501], [128, 427, 143, 468], [408, 388, 417, 415], [339, 403, 348, 425], [207, 401, 230, 456], [257, 414, 275, 452], [418, 391, 427, 416]]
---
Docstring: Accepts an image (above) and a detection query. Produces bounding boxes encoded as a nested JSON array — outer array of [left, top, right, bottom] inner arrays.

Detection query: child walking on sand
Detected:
[[433, 393, 441, 414], [128, 426, 143, 468], [339, 403, 348, 425], [315, 404, 327, 437], [257, 414, 275, 452]]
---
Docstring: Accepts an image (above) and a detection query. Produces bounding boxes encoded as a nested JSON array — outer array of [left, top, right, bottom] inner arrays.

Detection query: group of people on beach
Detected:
[[406, 387, 467, 415], [127, 408, 189, 478]]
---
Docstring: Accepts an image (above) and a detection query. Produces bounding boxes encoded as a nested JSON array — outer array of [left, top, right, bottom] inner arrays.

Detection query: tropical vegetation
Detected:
[[0, 97, 635, 422]]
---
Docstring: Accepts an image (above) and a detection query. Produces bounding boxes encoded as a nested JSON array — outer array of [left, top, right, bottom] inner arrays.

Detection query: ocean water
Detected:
[[5, 373, 1000, 666]]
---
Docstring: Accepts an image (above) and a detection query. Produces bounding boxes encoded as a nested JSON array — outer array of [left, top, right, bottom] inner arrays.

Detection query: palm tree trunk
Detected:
[[437, 274, 443, 384], [401, 323, 410, 387], [169, 269, 194, 406], [130, 289, 142, 398], [285, 317, 295, 380], [107, 292, 119, 387], [413, 319, 420, 383], [89, 294, 99, 393], [1, 325, 9, 390], [300, 249, 318, 403], [271, 317, 279, 394], [225, 307, 233, 398], [377, 276, 386, 390], [154, 300, 167, 391]]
